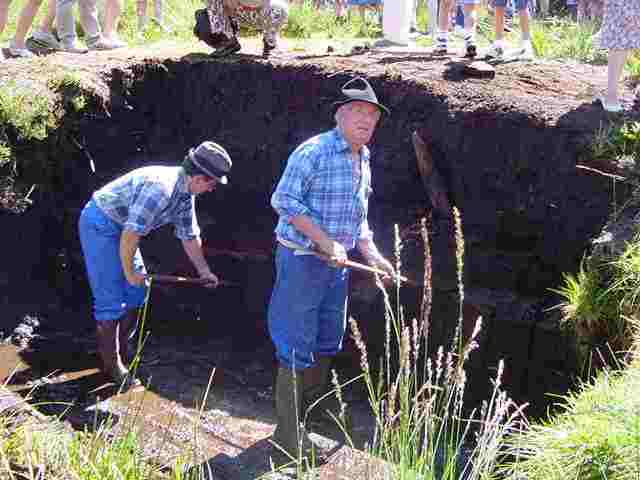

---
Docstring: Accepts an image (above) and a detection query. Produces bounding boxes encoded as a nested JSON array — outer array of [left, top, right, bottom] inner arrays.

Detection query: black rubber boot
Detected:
[[118, 309, 139, 366], [96, 320, 140, 391], [272, 366, 314, 460], [303, 357, 351, 433]]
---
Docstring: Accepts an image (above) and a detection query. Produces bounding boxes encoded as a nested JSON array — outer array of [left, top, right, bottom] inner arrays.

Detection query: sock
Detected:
[[464, 29, 475, 46], [436, 31, 448, 47]]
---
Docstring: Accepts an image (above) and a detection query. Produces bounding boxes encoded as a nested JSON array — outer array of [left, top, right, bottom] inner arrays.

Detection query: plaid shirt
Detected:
[[93, 166, 200, 240], [272, 128, 374, 251]]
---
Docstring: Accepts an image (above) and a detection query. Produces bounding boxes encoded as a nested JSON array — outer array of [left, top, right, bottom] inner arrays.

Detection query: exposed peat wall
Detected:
[[1, 55, 633, 417]]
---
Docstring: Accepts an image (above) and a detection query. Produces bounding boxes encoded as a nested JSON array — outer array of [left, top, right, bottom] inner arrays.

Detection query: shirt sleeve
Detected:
[[271, 143, 317, 222], [357, 157, 374, 242], [173, 196, 201, 240], [124, 183, 171, 236]]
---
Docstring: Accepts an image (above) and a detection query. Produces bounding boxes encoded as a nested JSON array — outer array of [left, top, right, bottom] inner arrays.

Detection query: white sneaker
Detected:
[[31, 29, 61, 50], [61, 41, 88, 54], [592, 29, 602, 49], [8, 41, 35, 58], [87, 36, 116, 50], [519, 40, 534, 60], [104, 35, 127, 49], [485, 42, 504, 60]]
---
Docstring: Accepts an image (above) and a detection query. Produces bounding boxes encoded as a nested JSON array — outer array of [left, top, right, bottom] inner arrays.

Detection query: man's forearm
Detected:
[[182, 237, 212, 275], [289, 215, 333, 253], [357, 238, 384, 263], [120, 229, 142, 278]]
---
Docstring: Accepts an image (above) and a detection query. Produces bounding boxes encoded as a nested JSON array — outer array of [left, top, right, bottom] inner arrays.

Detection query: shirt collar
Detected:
[[332, 128, 353, 154], [332, 127, 370, 160]]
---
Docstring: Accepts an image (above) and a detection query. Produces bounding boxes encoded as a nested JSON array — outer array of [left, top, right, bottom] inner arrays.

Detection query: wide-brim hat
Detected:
[[332, 77, 390, 116], [188, 141, 232, 185]]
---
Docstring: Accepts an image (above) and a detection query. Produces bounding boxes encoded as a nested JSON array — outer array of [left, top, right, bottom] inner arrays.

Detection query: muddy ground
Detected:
[[1, 37, 639, 478]]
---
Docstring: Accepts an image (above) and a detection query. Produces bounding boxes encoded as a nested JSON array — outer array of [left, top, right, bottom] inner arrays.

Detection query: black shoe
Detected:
[[211, 37, 241, 58], [465, 43, 477, 58], [433, 44, 448, 56], [262, 39, 276, 58]]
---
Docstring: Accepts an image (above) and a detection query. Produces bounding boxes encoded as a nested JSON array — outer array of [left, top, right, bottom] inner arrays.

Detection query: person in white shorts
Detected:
[[434, 0, 479, 58], [486, 0, 534, 60]]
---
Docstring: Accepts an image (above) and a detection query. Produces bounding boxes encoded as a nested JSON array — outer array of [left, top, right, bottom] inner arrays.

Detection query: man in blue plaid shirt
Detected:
[[268, 77, 395, 457], [78, 141, 232, 389]]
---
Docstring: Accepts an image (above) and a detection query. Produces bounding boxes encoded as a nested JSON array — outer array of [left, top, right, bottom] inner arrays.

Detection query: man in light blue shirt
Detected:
[[78, 141, 232, 389], [268, 77, 394, 457]]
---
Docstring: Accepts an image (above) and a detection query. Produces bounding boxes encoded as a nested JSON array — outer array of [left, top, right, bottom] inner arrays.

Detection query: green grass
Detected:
[[503, 334, 640, 480], [344, 212, 525, 479]]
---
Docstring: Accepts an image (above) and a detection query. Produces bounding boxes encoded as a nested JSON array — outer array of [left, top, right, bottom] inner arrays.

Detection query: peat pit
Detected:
[[1, 54, 632, 418]]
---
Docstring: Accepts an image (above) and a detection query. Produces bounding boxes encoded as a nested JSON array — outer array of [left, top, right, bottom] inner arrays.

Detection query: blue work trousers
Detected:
[[78, 199, 147, 322], [268, 245, 349, 370]]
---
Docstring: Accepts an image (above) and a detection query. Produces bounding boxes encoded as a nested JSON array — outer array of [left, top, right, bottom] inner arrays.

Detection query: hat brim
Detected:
[[332, 98, 390, 116], [188, 148, 230, 185]]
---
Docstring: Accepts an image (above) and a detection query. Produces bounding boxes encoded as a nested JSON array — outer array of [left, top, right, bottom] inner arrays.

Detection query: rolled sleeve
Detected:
[[174, 197, 200, 240], [124, 184, 169, 236], [271, 145, 317, 222], [358, 218, 374, 242]]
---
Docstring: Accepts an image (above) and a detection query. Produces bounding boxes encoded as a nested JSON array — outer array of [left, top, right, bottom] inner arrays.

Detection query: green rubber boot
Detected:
[[303, 357, 351, 433], [272, 366, 314, 460]]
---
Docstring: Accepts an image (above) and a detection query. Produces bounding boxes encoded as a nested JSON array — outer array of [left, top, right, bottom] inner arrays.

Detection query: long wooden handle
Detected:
[[287, 243, 412, 284], [336, 258, 411, 284], [147, 274, 239, 287]]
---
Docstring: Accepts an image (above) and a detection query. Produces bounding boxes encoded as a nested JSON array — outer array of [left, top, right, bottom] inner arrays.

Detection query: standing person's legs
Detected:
[[261, 1, 287, 56], [268, 247, 331, 456], [486, 0, 506, 58], [79, 200, 145, 386], [79, 0, 109, 49], [515, 0, 534, 57], [137, 0, 148, 31], [0, 0, 10, 35], [153, 0, 166, 29], [434, 0, 454, 53], [601, 49, 628, 112], [410, 0, 418, 31], [0, 0, 10, 59], [462, 0, 479, 57], [9, 0, 44, 57], [30, 0, 60, 50], [102, 0, 126, 46], [57, 0, 83, 50]]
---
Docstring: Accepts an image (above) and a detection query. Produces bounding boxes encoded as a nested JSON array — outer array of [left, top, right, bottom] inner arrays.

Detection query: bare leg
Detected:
[[463, 3, 477, 56], [12, 0, 44, 49], [153, 0, 162, 22], [37, 0, 56, 32], [606, 49, 628, 107], [494, 5, 505, 42], [137, 0, 148, 31], [463, 4, 476, 37], [103, 0, 123, 40], [0, 0, 10, 36], [435, 0, 453, 52], [518, 7, 530, 41]]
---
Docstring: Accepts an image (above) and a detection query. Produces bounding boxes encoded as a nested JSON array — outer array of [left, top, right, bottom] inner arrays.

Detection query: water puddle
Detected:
[[0, 317, 382, 478]]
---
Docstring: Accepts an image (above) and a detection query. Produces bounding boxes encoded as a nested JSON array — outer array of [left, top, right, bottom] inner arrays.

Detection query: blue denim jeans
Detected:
[[78, 200, 147, 322], [268, 245, 349, 370]]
